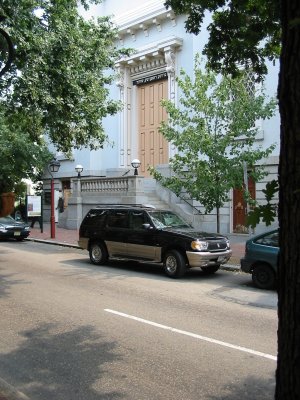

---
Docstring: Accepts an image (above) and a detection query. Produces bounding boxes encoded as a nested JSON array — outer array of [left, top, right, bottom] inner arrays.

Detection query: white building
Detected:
[[43, 0, 280, 234]]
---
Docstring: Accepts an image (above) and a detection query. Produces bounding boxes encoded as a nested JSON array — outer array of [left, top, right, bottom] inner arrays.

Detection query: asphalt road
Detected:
[[0, 240, 278, 400]]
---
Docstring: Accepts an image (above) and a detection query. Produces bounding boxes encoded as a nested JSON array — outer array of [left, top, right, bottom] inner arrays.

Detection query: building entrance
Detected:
[[233, 177, 256, 233], [137, 79, 169, 177]]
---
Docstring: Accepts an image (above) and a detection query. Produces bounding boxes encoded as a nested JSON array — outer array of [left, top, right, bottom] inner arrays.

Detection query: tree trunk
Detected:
[[276, 1, 300, 398]]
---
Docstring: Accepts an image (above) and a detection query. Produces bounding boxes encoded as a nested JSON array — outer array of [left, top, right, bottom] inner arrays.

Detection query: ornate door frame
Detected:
[[115, 37, 182, 171]]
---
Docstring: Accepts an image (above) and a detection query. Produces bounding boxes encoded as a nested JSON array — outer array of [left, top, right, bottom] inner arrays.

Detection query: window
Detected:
[[106, 210, 129, 229], [130, 211, 146, 229], [255, 231, 279, 247], [85, 210, 107, 227]]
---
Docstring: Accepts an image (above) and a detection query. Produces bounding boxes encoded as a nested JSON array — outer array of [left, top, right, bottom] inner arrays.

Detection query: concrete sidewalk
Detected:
[[27, 224, 247, 267]]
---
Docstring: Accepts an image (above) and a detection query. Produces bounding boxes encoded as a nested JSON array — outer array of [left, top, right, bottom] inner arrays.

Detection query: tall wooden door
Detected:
[[233, 177, 256, 233], [137, 79, 169, 177]]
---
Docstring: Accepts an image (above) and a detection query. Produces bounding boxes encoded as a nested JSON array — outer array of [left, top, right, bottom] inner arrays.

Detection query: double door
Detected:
[[137, 79, 169, 177]]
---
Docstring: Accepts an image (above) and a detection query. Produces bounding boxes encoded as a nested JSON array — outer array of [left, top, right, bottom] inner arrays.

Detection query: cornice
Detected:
[[117, 36, 183, 66], [113, 0, 176, 39]]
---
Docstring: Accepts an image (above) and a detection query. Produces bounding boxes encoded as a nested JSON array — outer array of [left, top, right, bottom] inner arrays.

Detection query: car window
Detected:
[[106, 210, 129, 229], [0, 216, 15, 223], [84, 210, 107, 227], [148, 211, 191, 229], [255, 231, 279, 247], [130, 211, 147, 229]]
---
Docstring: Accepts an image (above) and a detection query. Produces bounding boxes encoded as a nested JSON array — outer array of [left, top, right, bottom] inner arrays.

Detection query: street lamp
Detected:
[[75, 164, 83, 178], [131, 159, 141, 176], [48, 159, 60, 239]]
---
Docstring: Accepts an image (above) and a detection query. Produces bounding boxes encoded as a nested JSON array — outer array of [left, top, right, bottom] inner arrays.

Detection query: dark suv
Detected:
[[78, 205, 232, 278]]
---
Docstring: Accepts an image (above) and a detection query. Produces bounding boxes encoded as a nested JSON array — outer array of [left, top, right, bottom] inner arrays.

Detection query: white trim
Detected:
[[113, 0, 176, 35], [117, 36, 183, 67]]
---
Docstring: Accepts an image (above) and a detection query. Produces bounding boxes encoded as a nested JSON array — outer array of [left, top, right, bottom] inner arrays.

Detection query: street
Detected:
[[0, 240, 277, 400]]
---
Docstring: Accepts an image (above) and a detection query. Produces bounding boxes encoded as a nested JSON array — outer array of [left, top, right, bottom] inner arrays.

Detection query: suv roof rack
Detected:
[[95, 204, 156, 209]]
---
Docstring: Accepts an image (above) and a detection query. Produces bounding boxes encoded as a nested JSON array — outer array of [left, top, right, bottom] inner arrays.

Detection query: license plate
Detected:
[[14, 231, 21, 236]]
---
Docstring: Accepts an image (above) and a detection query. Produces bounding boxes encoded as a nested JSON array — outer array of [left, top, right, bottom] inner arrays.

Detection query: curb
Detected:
[[0, 378, 30, 400], [26, 237, 80, 249]]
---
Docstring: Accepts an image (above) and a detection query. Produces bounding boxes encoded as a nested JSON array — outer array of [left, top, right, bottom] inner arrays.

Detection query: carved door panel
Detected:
[[138, 80, 169, 177], [233, 177, 256, 233]]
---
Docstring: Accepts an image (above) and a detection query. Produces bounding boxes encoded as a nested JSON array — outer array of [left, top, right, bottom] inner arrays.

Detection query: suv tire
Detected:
[[89, 241, 108, 265], [163, 250, 187, 278], [252, 263, 275, 290]]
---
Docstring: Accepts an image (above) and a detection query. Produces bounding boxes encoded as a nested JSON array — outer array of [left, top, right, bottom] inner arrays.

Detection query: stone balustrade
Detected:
[[81, 177, 129, 193]]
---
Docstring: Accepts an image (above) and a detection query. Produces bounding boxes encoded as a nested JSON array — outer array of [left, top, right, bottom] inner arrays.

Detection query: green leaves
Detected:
[[0, 110, 52, 193], [152, 57, 276, 225], [164, 0, 280, 81], [247, 180, 279, 228], [0, 0, 130, 154]]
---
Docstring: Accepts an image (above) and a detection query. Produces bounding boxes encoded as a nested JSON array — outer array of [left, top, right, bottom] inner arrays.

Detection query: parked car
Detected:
[[0, 215, 31, 241], [240, 229, 279, 289], [78, 204, 232, 278]]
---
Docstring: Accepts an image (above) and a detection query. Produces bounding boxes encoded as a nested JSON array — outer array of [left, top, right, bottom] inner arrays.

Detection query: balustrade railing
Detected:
[[80, 177, 129, 193]]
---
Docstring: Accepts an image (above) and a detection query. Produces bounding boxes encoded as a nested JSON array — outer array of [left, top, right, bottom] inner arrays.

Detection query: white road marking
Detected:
[[104, 308, 277, 361]]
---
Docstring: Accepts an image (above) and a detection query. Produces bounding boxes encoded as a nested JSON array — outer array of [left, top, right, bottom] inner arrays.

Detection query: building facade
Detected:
[[43, 0, 280, 234]]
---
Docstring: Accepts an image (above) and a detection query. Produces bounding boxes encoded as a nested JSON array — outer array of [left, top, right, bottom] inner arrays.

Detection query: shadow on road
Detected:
[[0, 323, 124, 400]]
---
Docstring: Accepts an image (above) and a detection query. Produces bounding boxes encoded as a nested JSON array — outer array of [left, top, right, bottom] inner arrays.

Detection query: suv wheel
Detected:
[[163, 250, 187, 278], [252, 263, 275, 290], [89, 242, 108, 265]]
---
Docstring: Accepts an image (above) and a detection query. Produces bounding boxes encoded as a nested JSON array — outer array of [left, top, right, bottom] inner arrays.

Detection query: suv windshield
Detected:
[[148, 211, 191, 229]]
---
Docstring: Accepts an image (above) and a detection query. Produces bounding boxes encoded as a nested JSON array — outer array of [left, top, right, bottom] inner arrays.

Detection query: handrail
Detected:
[[178, 191, 202, 215]]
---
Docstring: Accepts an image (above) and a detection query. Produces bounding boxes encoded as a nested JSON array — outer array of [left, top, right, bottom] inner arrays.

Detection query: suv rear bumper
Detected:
[[186, 249, 232, 267]]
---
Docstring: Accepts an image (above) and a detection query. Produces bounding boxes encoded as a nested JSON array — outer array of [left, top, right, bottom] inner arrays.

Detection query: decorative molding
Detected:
[[118, 36, 182, 71], [126, 28, 136, 41], [139, 23, 149, 37], [113, 0, 177, 38], [164, 46, 176, 74], [152, 17, 162, 32]]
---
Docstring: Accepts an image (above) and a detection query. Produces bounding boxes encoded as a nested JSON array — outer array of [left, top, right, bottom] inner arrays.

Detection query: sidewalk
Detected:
[[28, 224, 79, 248], [27, 224, 247, 267]]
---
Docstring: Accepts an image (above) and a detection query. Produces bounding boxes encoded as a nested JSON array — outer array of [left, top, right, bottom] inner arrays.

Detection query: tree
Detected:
[[0, 110, 52, 194], [164, 0, 280, 80], [0, 0, 130, 154], [164, 1, 300, 398], [150, 56, 276, 232]]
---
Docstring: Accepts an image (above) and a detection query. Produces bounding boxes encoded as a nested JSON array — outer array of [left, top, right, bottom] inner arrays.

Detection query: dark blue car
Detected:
[[0, 215, 31, 241], [240, 229, 279, 289]]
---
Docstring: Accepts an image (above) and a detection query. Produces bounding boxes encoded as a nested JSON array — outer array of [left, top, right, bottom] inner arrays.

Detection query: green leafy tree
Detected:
[[0, 110, 52, 194], [247, 179, 279, 228], [163, 1, 300, 398], [164, 0, 280, 80], [0, 0, 130, 154], [150, 56, 276, 232]]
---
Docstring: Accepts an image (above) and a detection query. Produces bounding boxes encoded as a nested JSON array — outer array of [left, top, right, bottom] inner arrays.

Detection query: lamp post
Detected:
[[48, 159, 60, 239], [75, 164, 83, 178], [131, 159, 141, 176]]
